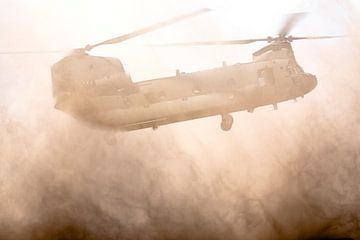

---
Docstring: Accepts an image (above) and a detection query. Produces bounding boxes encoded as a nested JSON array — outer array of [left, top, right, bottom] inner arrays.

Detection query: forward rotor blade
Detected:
[[278, 12, 307, 37], [85, 8, 211, 51], [291, 35, 346, 40], [0, 50, 67, 54], [154, 38, 269, 46]]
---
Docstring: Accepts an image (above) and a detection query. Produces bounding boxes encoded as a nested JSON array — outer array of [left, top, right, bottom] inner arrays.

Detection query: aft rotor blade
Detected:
[[278, 12, 307, 37], [85, 8, 211, 51], [291, 35, 346, 40], [155, 38, 269, 46]]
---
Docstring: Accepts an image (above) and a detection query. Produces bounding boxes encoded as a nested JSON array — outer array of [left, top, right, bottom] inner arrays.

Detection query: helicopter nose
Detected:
[[300, 73, 317, 94], [305, 74, 317, 93]]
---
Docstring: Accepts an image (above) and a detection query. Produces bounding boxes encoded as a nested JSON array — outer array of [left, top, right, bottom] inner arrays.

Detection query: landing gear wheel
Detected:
[[221, 114, 233, 131]]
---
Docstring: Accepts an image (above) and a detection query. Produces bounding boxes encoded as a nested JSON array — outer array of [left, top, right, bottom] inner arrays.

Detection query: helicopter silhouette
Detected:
[[51, 9, 342, 131]]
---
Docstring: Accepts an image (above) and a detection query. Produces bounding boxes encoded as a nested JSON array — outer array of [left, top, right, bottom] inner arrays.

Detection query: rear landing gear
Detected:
[[221, 114, 233, 131]]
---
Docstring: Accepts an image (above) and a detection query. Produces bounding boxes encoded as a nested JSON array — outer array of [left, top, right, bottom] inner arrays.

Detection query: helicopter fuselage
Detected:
[[51, 48, 317, 131]]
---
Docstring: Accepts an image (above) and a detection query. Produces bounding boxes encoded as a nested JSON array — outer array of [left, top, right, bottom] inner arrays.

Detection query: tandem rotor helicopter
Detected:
[[51, 8, 342, 131]]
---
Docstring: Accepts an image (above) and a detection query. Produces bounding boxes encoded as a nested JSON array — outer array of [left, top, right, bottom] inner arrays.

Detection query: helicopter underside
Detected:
[[67, 83, 310, 131]]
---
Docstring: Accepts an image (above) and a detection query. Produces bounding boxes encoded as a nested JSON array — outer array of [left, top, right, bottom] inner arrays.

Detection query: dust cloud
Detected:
[[1, 3, 360, 240]]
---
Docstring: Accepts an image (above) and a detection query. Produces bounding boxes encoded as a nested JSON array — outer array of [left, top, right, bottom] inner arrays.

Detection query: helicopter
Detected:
[[51, 10, 341, 131]]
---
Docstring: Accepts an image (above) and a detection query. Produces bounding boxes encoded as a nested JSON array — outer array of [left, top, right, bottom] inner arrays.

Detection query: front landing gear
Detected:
[[221, 114, 233, 131]]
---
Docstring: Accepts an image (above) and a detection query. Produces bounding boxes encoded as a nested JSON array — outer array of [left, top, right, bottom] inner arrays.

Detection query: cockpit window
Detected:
[[257, 67, 275, 86], [287, 62, 304, 75]]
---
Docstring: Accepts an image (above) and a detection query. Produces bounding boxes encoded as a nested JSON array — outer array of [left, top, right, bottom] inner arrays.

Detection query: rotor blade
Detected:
[[153, 38, 270, 47], [0, 50, 67, 54], [291, 35, 346, 40], [85, 8, 211, 51], [278, 12, 307, 37]]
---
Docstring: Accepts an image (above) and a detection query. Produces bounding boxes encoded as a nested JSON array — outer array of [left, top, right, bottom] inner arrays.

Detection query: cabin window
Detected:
[[257, 67, 275, 86], [294, 65, 303, 74], [81, 80, 94, 89]]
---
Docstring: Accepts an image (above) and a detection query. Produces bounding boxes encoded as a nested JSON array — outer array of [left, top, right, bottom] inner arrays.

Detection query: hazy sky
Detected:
[[1, 3, 360, 239]]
